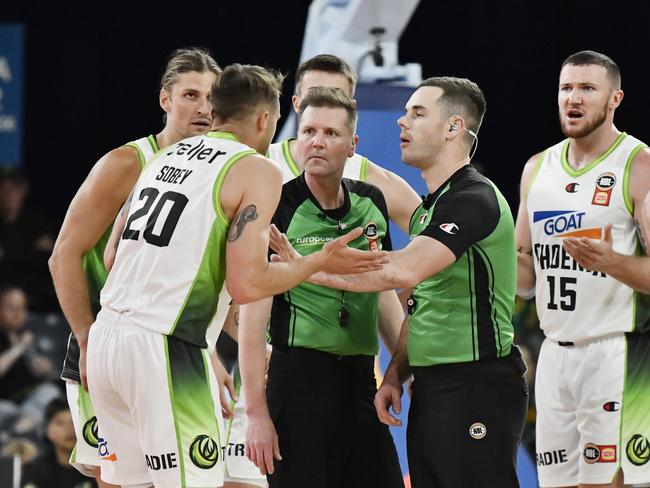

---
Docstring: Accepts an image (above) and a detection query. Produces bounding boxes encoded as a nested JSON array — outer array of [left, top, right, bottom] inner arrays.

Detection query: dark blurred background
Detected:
[[3, 0, 650, 223]]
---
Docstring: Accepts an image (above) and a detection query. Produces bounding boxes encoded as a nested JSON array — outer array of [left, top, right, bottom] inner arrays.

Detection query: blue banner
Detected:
[[0, 24, 23, 166]]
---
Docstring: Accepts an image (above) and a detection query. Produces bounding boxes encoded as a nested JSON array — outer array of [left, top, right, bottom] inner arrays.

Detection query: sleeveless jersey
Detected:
[[268, 139, 370, 183], [100, 131, 256, 348], [61, 135, 158, 382], [407, 165, 516, 367], [527, 132, 650, 341], [269, 173, 391, 356]]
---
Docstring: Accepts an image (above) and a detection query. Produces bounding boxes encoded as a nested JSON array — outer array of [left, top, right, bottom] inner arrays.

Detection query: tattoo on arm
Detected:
[[517, 246, 533, 256], [228, 205, 258, 241]]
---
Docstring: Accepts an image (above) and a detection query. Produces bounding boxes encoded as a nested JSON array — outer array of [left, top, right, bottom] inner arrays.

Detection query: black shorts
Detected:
[[266, 347, 404, 488], [407, 348, 528, 488]]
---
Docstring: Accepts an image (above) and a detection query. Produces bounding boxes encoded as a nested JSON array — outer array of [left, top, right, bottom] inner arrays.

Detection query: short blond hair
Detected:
[[210, 64, 285, 121]]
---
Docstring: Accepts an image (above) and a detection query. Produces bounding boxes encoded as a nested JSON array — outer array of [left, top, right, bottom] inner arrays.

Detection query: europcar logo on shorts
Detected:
[[189, 434, 219, 469], [626, 434, 650, 466], [533, 210, 601, 238], [82, 416, 99, 448]]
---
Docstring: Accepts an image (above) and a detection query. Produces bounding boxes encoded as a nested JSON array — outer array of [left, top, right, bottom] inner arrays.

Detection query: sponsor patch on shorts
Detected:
[[583, 443, 616, 464]]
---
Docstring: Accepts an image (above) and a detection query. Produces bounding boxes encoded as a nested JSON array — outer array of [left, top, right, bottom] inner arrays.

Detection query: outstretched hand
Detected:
[[563, 224, 616, 273], [269, 224, 389, 274]]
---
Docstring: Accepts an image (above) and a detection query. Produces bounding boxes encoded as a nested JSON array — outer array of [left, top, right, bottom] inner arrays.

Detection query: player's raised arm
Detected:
[[222, 154, 386, 304]]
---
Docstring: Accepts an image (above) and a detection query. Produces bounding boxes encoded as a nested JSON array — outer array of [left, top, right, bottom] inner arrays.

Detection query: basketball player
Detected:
[[85, 64, 386, 488], [516, 50, 650, 488], [49, 47, 221, 488]]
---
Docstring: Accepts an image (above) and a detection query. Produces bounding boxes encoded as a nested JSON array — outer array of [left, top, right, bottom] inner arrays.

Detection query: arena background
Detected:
[[2, 1, 649, 486]]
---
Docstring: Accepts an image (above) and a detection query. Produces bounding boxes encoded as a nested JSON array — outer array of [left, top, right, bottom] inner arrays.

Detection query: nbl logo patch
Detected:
[[364, 222, 379, 251], [592, 172, 616, 207], [189, 434, 219, 469], [82, 416, 99, 448]]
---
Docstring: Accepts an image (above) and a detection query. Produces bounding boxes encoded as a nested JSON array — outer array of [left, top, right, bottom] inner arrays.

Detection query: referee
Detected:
[[240, 87, 403, 488], [275, 78, 528, 488]]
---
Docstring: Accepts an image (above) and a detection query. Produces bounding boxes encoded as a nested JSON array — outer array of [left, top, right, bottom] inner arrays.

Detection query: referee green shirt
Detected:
[[269, 173, 391, 356], [408, 165, 516, 367]]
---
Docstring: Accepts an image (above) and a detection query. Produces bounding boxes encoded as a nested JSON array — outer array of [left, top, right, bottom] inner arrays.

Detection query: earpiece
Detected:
[[449, 123, 459, 132]]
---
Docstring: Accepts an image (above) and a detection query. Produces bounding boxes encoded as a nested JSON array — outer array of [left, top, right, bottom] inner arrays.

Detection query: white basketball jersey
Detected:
[[125, 134, 160, 168], [268, 139, 369, 183], [527, 132, 649, 341], [101, 132, 256, 348]]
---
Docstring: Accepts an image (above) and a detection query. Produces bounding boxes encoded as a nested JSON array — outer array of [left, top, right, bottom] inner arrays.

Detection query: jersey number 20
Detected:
[[122, 187, 188, 247]]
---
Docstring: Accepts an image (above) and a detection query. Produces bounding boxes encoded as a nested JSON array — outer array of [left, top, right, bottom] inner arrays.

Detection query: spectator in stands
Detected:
[[21, 398, 96, 488], [0, 166, 58, 312], [0, 286, 59, 434]]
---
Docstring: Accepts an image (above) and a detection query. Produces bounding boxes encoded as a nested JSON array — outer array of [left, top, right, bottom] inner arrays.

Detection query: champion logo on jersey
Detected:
[[533, 210, 601, 238], [439, 223, 459, 234], [565, 182, 580, 193]]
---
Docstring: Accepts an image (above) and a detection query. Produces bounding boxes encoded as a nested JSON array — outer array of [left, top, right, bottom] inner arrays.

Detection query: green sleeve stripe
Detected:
[[622, 143, 647, 216], [360, 157, 369, 181], [212, 150, 258, 226], [125, 142, 146, 169], [164, 338, 187, 488], [561, 132, 627, 177], [281, 140, 301, 176], [525, 150, 546, 201]]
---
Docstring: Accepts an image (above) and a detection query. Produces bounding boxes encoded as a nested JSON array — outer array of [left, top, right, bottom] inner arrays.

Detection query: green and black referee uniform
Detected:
[[266, 173, 403, 488], [406, 165, 527, 488]]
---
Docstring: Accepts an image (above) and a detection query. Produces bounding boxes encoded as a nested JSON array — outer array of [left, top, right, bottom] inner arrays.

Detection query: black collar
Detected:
[[297, 172, 351, 221]]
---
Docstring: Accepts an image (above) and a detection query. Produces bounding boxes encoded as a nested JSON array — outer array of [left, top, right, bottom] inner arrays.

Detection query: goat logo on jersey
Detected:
[[533, 210, 601, 238]]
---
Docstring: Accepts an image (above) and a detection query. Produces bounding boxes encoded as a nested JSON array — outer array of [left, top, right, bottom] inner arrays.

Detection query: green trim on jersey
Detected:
[[407, 181, 515, 367], [165, 338, 188, 488], [560, 132, 627, 177], [165, 336, 222, 486], [621, 334, 650, 469], [623, 143, 647, 215], [525, 150, 546, 200], [359, 157, 369, 182], [207, 131, 240, 142], [213, 150, 258, 226], [281, 139, 301, 177], [126, 142, 147, 169], [170, 217, 230, 346], [147, 134, 160, 153]]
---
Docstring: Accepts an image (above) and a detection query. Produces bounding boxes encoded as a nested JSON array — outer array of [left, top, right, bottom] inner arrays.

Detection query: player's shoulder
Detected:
[[96, 144, 142, 173]]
